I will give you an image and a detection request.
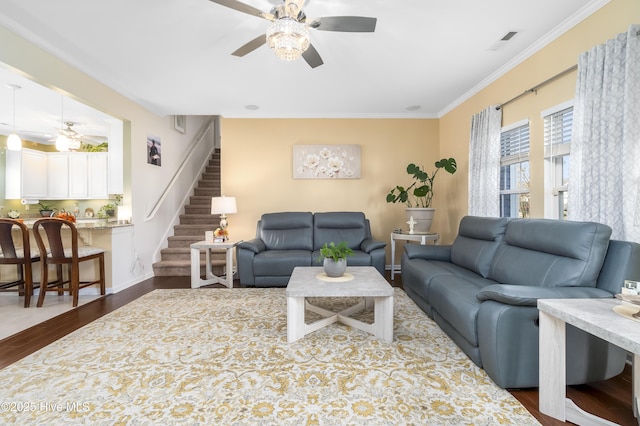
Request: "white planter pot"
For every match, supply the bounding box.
[405,208,435,233]
[323,258,347,277]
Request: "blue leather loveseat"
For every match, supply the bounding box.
[237,212,386,287]
[401,216,640,389]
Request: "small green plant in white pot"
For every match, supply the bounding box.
[318,242,354,277]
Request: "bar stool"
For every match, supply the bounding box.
[0,219,39,308]
[33,218,106,307]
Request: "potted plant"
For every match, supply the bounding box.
[386,158,457,232]
[97,194,123,218]
[318,241,354,277]
[38,202,56,217]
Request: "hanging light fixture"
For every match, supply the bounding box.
[266,18,310,61]
[6,84,22,151]
[55,95,69,152]
[266,1,309,62]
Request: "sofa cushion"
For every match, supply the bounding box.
[450,216,508,278]
[488,219,612,287]
[259,212,313,251]
[429,275,488,346]
[313,212,367,250]
[402,258,498,308]
[253,250,311,276]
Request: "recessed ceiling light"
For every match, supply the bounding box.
[245,105,260,111]
[405,105,421,111]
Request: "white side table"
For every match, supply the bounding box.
[189,240,239,289]
[538,298,640,425]
[390,231,439,280]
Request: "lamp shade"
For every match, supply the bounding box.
[211,196,237,215]
[7,133,22,151]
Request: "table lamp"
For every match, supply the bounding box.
[211,196,237,241]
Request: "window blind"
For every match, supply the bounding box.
[544,107,572,157]
[500,123,530,165]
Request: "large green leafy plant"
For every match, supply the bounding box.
[386,158,457,208]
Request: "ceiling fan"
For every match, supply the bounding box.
[208,0,377,68]
[48,122,107,150]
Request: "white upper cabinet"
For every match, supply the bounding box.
[5,148,109,200]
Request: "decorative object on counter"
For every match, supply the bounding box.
[84,208,94,218]
[211,196,237,241]
[7,209,20,219]
[97,194,123,218]
[55,210,76,223]
[386,158,457,233]
[38,202,56,217]
[318,241,354,278]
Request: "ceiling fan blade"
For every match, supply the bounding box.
[207,0,272,20]
[310,16,377,32]
[231,34,267,57]
[302,44,323,68]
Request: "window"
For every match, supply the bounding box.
[499,120,530,218]
[543,103,573,220]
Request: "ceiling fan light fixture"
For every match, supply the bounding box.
[55,134,69,152]
[266,18,310,61]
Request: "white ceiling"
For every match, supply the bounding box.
[0,0,606,138]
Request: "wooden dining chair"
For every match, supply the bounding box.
[33,218,106,307]
[0,219,39,308]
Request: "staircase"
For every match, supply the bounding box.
[152,150,225,277]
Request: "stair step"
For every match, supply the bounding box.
[205,165,220,174]
[152,259,226,277]
[184,205,212,214]
[179,214,220,225]
[174,224,215,236]
[167,236,203,248]
[194,187,219,197]
[160,247,227,261]
[198,180,218,188]
[190,195,216,205]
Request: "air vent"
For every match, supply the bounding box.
[488,31,519,51]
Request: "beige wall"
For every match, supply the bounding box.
[221,118,440,263]
[437,0,639,243]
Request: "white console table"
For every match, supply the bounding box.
[190,240,239,289]
[538,298,640,425]
[390,231,439,280]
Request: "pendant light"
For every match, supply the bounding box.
[6,84,22,151]
[55,95,69,152]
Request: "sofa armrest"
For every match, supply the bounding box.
[477,284,614,307]
[237,238,266,254]
[404,244,452,261]
[360,238,386,253]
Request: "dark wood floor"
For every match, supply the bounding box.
[0,273,636,425]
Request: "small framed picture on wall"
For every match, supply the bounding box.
[147,135,161,166]
[174,115,186,134]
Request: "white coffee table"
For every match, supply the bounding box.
[286,266,394,343]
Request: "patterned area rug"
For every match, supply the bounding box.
[0,288,540,425]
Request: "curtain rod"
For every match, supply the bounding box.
[496,64,578,110]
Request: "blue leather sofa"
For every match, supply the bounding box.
[401,215,640,389]
[237,212,386,287]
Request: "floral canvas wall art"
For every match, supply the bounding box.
[293,145,361,179]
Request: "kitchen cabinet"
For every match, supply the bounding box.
[5,148,109,200]
[5,149,47,199]
[48,153,70,199]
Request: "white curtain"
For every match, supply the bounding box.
[468,106,502,216]
[569,25,640,242]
